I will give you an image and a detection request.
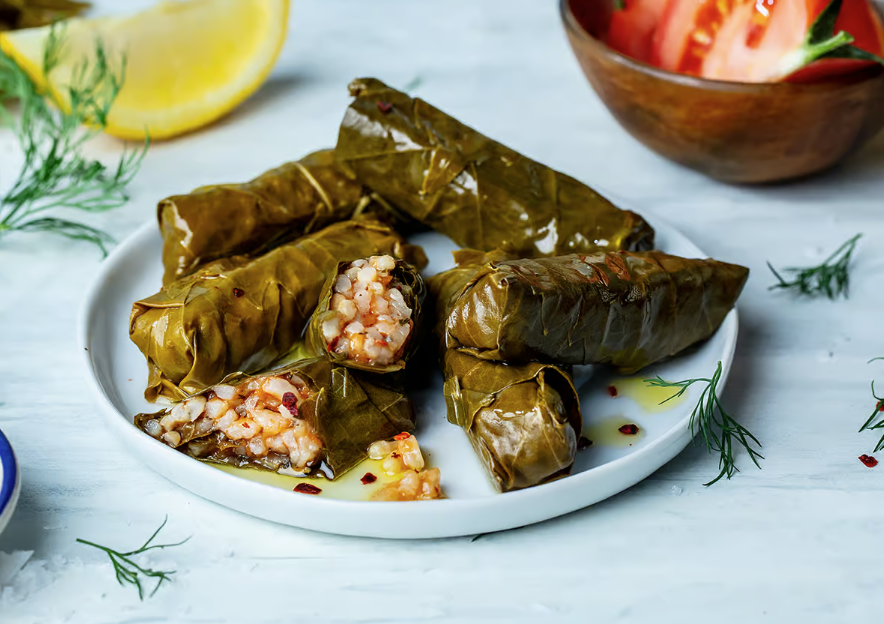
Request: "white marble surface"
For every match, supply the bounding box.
[2,0,884,621]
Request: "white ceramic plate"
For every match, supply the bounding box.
[0,428,21,537]
[79,213,738,539]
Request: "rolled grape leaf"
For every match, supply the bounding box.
[442,251,750,372]
[135,357,415,480]
[0,0,89,30]
[427,249,515,350]
[159,149,378,285]
[306,256,427,373]
[336,77,655,256]
[130,220,425,402]
[442,348,580,492]
[429,253,583,492]
[350,191,430,236]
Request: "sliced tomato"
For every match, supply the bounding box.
[651,0,744,74]
[605,0,669,63]
[786,0,884,81]
[652,0,884,82]
[830,0,884,50]
[700,0,805,81]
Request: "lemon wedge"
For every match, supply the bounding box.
[0,0,290,140]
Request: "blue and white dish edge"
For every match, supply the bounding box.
[0,428,21,537]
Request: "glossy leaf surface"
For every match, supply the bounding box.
[442,251,749,372]
[429,251,582,492]
[336,78,655,257]
[158,149,371,285]
[130,220,423,402]
[442,348,580,492]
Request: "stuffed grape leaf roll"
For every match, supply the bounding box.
[442,348,580,492]
[158,149,370,285]
[441,251,750,372]
[429,251,583,492]
[135,357,416,480]
[336,77,655,257]
[130,220,425,402]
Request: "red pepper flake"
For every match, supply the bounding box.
[607,385,618,397]
[393,432,411,441]
[577,436,593,450]
[282,392,299,415]
[619,424,639,435]
[360,472,377,485]
[294,483,322,495]
[376,100,393,113]
[242,422,251,429]
[859,454,878,468]
[391,452,401,459]
[233,288,244,298]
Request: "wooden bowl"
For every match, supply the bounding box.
[561,0,884,183]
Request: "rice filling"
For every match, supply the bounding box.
[321,255,413,366]
[144,373,323,474]
[367,433,443,501]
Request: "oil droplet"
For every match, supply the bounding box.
[212,458,401,501]
[583,415,646,449]
[611,376,688,413]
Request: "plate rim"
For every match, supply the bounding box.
[78,214,739,538]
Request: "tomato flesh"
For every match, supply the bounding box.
[702,0,807,81]
[652,0,748,74]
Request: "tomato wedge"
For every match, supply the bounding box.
[651,0,743,74]
[605,0,669,63]
[652,0,884,82]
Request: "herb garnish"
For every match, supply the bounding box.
[403,75,422,92]
[76,516,188,600]
[0,26,148,256]
[860,357,884,452]
[767,233,861,300]
[646,361,763,486]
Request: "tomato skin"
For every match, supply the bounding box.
[779,0,884,81]
[786,58,879,82]
[787,0,884,82]
[831,0,884,51]
[605,0,669,63]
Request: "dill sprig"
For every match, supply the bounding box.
[767,233,861,300]
[76,517,189,600]
[0,25,148,256]
[403,75,423,92]
[860,357,884,452]
[868,422,884,453]
[857,381,884,452]
[645,361,763,486]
